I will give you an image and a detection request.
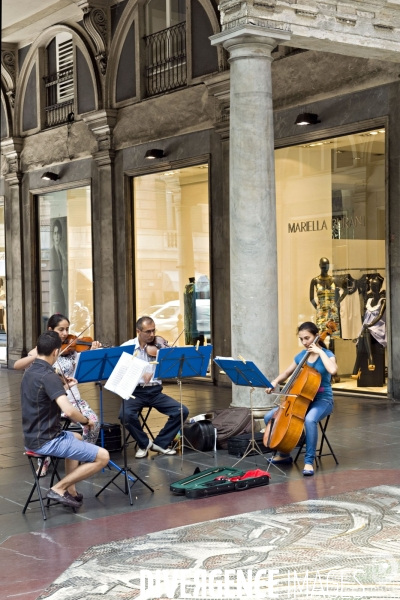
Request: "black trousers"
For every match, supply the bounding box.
[119,384,189,450]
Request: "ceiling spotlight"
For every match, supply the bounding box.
[144,149,165,160]
[41,171,59,181]
[295,112,321,126]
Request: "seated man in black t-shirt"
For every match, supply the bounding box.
[20,331,109,509]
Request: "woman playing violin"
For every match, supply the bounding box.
[264,321,337,476]
[14,314,101,476]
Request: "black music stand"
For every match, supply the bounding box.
[74,347,154,505]
[153,345,213,458]
[213,357,285,474]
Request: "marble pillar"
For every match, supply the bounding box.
[211,26,290,408]
[84,110,119,347]
[4,171,25,364]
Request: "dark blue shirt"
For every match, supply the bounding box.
[20,359,66,450]
[294,348,335,403]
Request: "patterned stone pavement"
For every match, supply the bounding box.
[38,485,400,600]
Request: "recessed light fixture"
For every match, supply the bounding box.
[295,112,320,126]
[144,149,165,160]
[41,172,59,181]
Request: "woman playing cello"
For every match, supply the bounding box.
[264,321,337,476]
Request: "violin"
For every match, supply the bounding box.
[264,320,337,454]
[60,334,94,355]
[145,336,170,358]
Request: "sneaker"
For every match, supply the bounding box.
[151,442,176,455]
[135,441,151,459]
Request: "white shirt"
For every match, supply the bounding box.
[121,337,162,385]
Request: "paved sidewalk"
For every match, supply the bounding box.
[1,366,400,599]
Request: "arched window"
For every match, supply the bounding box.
[44,33,74,127]
[145,0,186,35]
[144,0,187,95]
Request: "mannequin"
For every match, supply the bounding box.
[336,274,361,340]
[309,258,340,338]
[357,272,385,317]
[353,276,386,378]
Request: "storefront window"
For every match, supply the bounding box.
[0,198,6,363]
[38,186,94,336]
[275,129,386,394]
[133,165,210,346]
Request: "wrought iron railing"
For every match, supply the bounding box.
[144,22,187,97]
[43,68,74,128]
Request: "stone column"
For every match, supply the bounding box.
[211,25,290,408]
[2,138,25,364]
[83,110,119,346]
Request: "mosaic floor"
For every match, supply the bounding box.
[38,485,400,600]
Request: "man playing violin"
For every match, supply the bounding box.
[264,321,337,477]
[120,316,189,458]
[15,313,102,477]
[20,331,109,508]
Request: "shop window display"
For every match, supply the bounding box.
[38,186,94,336]
[133,165,210,347]
[275,129,386,394]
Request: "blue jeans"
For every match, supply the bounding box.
[119,384,189,450]
[29,430,99,463]
[264,397,333,465]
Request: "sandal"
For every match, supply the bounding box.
[36,456,51,477]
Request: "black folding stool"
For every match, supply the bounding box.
[293,414,339,468]
[22,452,77,520]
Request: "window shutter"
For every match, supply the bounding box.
[57,38,74,102]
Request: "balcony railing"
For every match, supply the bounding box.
[144,22,187,97]
[43,68,74,128]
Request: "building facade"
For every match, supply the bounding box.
[1,0,400,402]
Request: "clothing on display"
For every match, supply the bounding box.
[360,297,387,348]
[337,275,362,340]
[356,273,385,317]
[315,280,340,338]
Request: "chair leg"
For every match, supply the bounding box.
[23,457,47,520]
[47,457,61,507]
[318,417,339,465]
[140,408,155,441]
[293,442,304,464]
[291,415,338,468]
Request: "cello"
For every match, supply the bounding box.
[264,321,337,454]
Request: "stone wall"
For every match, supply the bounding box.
[272,50,400,109]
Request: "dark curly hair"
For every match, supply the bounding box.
[297,321,327,349]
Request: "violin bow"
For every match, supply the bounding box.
[171,328,186,347]
[54,356,83,415]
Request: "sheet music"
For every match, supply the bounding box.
[104,352,149,399]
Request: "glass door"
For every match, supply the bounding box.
[133,164,211,349]
[38,186,94,336]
